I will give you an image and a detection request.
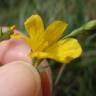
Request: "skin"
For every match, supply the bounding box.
[0,39,52,96]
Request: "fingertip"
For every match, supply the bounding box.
[0,61,41,96]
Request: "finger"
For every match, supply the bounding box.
[0,40,10,63]
[0,61,41,96]
[0,39,31,64]
[2,39,31,64]
[39,60,52,96]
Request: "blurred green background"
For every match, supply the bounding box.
[0,0,96,96]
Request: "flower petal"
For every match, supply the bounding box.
[24,15,44,38]
[31,38,82,63]
[45,21,68,46]
[24,15,45,51]
[11,33,30,46]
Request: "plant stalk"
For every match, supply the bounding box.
[54,64,66,86]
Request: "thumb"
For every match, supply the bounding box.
[0,61,41,96]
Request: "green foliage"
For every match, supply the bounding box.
[0,0,96,96]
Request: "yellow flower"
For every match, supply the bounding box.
[11,15,82,63]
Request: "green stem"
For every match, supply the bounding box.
[63,20,96,39]
[33,58,42,68]
[63,27,83,39]
[54,64,66,86]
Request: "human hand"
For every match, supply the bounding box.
[0,39,52,96]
